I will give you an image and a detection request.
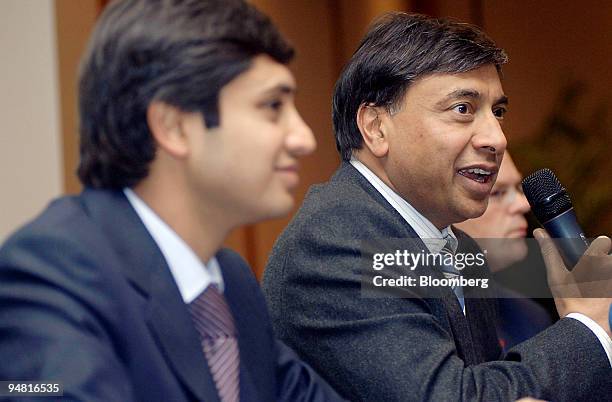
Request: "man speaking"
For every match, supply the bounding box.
[262,12,612,402]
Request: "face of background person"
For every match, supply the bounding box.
[380,64,508,229]
[181,54,316,226]
[455,151,531,271]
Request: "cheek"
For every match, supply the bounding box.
[488,209,515,235]
[471,209,504,237]
[241,141,285,187]
[226,122,284,160]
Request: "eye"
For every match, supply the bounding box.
[265,99,283,111]
[452,103,471,114]
[258,98,285,122]
[490,189,506,198]
[493,106,507,120]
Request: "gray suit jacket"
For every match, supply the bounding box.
[262,163,612,402]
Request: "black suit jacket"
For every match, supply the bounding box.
[262,162,612,402]
[0,189,344,402]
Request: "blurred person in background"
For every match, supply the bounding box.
[455,151,553,350]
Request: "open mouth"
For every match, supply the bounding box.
[457,167,494,183]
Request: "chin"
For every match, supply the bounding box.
[507,238,528,260]
[456,201,488,221]
[260,197,295,221]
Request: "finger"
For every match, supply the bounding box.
[585,236,612,257]
[533,228,567,274]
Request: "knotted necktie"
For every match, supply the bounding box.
[188,286,240,402]
[439,235,465,312]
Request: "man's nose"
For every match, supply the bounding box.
[286,109,316,157]
[472,114,507,158]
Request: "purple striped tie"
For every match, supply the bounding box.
[188,286,240,402]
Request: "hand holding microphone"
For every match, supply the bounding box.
[534,229,612,336]
[524,168,612,336]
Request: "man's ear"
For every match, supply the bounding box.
[356,103,389,158]
[147,101,189,158]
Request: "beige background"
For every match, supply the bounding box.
[0,0,62,243]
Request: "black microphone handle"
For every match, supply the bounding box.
[542,208,589,269]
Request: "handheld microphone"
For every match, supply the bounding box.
[521,168,589,269]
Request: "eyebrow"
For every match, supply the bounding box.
[260,83,296,97]
[495,95,509,106]
[436,89,509,107]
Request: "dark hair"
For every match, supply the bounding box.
[77,0,294,189]
[332,12,508,161]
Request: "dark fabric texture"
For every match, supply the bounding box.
[0,189,346,402]
[262,162,612,402]
[496,288,553,351]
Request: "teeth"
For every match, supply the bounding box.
[464,168,491,175]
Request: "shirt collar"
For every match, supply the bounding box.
[123,188,224,303]
[349,157,457,253]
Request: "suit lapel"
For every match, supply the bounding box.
[81,189,220,402]
[456,231,502,363]
[339,165,489,363]
[341,163,464,296]
[145,269,221,402]
[335,162,427,238]
[426,239,475,364]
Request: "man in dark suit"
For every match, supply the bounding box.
[0,1,345,401]
[262,12,612,402]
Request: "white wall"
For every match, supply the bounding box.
[0,0,62,243]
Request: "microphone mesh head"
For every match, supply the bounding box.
[522,168,573,223]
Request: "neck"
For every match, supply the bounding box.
[353,150,397,192]
[132,174,233,263]
[354,152,450,231]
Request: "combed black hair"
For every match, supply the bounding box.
[332,12,508,161]
[78,0,294,188]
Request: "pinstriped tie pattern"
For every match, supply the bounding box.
[439,237,465,311]
[188,286,240,402]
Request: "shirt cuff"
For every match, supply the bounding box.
[566,313,612,367]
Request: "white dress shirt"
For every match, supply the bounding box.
[350,158,456,254]
[124,188,224,303]
[350,158,612,365]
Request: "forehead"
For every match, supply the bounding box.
[404,64,505,104]
[221,54,296,99]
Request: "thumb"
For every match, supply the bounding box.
[584,236,611,257]
[533,228,567,274]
